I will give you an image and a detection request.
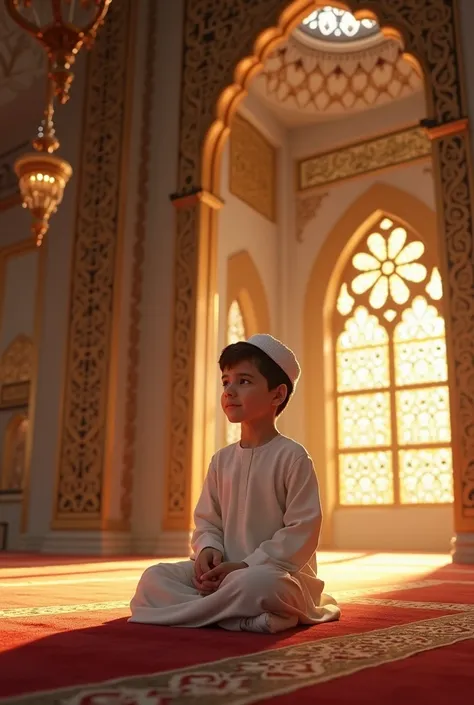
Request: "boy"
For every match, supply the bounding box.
[129,334,340,633]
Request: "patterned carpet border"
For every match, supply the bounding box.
[2,579,467,619]
[1,611,473,705]
[0,602,129,619]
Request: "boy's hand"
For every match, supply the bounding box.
[194,547,223,581]
[201,561,247,584]
[193,561,247,597]
[192,575,219,596]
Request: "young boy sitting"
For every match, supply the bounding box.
[129,334,340,633]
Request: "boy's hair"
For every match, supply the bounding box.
[219,341,294,416]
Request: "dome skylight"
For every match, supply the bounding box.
[300,6,379,42]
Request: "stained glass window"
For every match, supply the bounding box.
[334,216,453,506]
[226,300,246,445]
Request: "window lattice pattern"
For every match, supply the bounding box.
[337,307,389,392]
[396,387,451,446]
[226,300,246,445]
[394,338,448,387]
[394,297,448,387]
[398,448,453,504]
[335,216,453,506]
[337,346,390,392]
[339,451,393,505]
[338,393,391,448]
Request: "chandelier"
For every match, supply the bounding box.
[6,0,113,245]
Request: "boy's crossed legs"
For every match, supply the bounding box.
[130,560,320,633]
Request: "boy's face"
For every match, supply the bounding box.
[221,360,286,423]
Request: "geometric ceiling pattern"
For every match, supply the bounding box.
[251,35,423,118]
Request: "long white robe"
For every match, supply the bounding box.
[129,434,340,629]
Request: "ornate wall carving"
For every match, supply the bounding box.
[252,34,422,117]
[121,1,157,527]
[0,334,33,385]
[0,335,33,410]
[432,128,474,519]
[298,125,431,191]
[169,0,473,529]
[229,114,276,221]
[54,0,133,523]
[296,190,329,241]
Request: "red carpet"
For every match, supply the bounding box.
[0,554,473,704]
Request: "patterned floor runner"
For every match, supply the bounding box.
[0,553,473,704]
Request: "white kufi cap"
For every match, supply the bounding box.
[246,334,301,386]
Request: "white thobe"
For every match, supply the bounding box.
[129,435,340,629]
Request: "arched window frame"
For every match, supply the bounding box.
[304,183,458,546]
[333,214,452,507]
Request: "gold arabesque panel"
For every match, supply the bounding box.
[229,114,277,222]
[298,125,431,191]
[0,335,33,387]
[167,0,474,532]
[54,0,134,525]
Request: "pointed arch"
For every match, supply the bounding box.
[201,2,418,195]
[227,250,271,336]
[303,182,440,546]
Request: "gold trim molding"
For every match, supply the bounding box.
[423,117,469,141]
[167,0,474,534]
[298,125,431,192]
[53,0,135,529]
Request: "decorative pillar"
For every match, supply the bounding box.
[426,118,474,563]
[50,0,137,538]
[160,189,223,550]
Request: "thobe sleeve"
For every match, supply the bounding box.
[190,458,225,558]
[243,454,321,573]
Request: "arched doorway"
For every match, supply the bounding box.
[164,1,473,561]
